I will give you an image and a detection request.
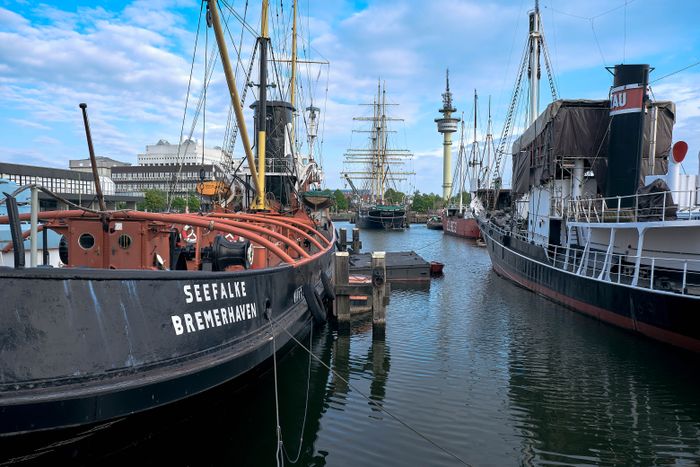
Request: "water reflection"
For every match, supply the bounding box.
[6,224,700,466]
[502,275,700,465]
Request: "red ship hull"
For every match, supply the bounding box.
[442,216,481,239]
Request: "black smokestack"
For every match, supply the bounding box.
[605,64,650,204]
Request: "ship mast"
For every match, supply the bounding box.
[254,0,270,209]
[207,0,261,203]
[489,0,557,202]
[468,89,480,195]
[290,0,298,154]
[529,0,541,125]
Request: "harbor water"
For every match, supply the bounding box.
[4,222,700,466]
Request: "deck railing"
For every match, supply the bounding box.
[544,244,700,296]
[567,190,699,224]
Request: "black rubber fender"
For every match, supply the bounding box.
[320,271,335,301]
[303,283,327,324]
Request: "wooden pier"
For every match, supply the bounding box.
[331,228,436,339]
[336,227,431,281]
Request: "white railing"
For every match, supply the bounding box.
[567,190,699,224]
[544,244,700,296]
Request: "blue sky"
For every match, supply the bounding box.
[1,0,699,194]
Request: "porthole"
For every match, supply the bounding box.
[78,233,95,250]
[118,234,132,250]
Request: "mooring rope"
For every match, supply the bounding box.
[267,316,472,466]
[266,308,284,467]
[282,323,313,464]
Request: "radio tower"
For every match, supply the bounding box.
[435,69,460,201]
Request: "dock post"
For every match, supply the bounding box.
[339,228,347,252]
[334,251,351,334]
[371,251,386,340]
[351,228,361,253]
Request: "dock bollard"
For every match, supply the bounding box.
[339,228,347,252]
[334,251,351,334]
[351,228,361,253]
[371,251,386,340]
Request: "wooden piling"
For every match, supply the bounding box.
[339,228,347,252]
[334,251,351,334]
[351,228,361,253]
[371,251,386,340]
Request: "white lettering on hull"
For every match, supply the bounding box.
[182,281,247,304]
[171,302,258,335]
[174,280,255,335]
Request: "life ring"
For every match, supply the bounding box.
[182,225,197,243]
[303,283,327,324]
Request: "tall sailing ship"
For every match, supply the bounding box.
[0,0,336,436]
[342,82,414,230]
[478,2,700,352]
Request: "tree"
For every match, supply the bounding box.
[137,189,167,212]
[384,188,405,204]
[333,189,348,211]
[187,193,201,212]
[449,191,471,206]
[171,197,187,212]
[410,191,442,213]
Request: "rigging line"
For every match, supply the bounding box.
[282,322,314,464]
[267,316,472,467]
[592,0,637,20]
[590,19,607,67]
[167,2,204,209]
[170,43,219,200]
[220,0,249,163]
[218,0,259,37]
[265,310,284,467]
[543,0,637,21]
[495,0,525,119]
[651,60,700,83]
[318,64,330,174]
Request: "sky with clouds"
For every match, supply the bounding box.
[1,0,699,194]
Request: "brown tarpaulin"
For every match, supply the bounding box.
[511,99,675,194]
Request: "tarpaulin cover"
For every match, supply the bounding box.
[511,100,675,194]
[636,178,677,221]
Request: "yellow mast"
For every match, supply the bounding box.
[207,0,261,200]
[254,0,270,209]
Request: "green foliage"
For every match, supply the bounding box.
[449,191,471,206]
[333,189,348,211]
[137,189,167,212]
[187,193,201,212]
[384,188,405,204]
[410,191,442,212]
[170,197,186,213]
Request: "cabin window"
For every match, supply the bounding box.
[78,233,95,250]
[118,234,132,250]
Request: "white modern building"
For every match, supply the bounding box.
[138,139,226,167]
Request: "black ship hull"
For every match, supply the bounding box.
[479,219,700,352]
[356,207,406,230]
[0,246,334,436]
